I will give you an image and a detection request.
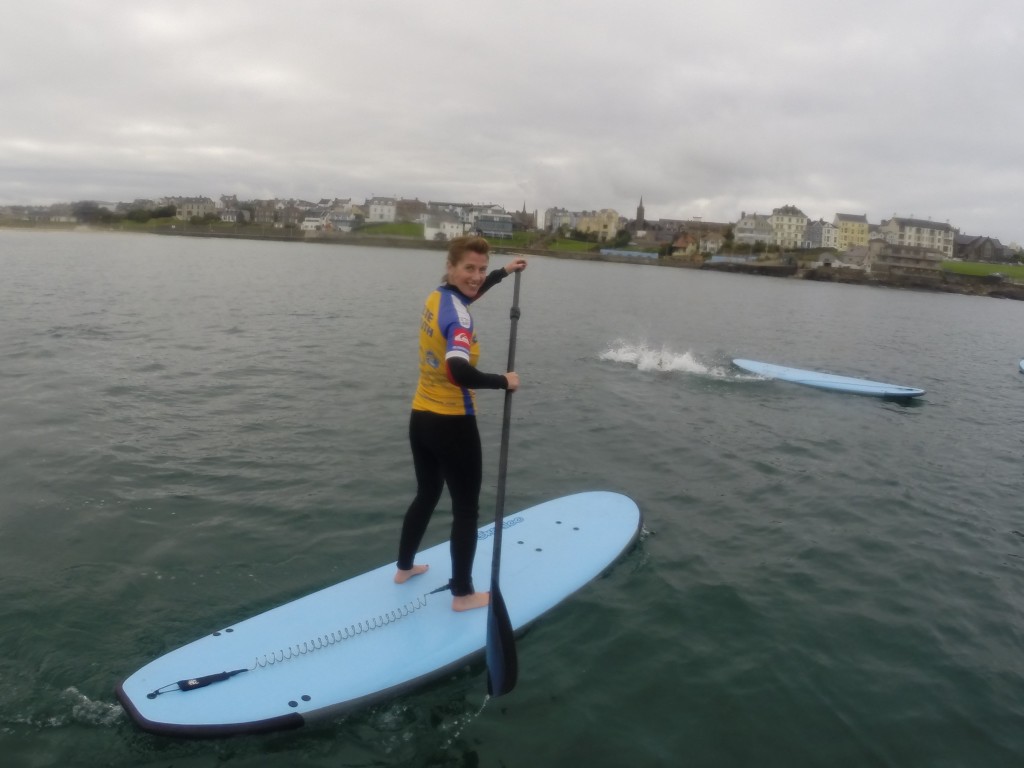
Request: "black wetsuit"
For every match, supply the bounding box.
[397,269,509,596]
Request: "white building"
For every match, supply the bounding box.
[367,197,397,223]
[427,201,474,222]
[733,211,774,246]
[173,197,217,221]
[300,209,330,232]
[467,204,507,225]
[328,212,359,232]
[544,207,577,231]
[424,214,470,242]
[769,205,809,249]
[879,216,955,259]
[219,209,250,224]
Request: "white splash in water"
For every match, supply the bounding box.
[599,342,734,377]
[63,688,124,728]
[441,695,490,748]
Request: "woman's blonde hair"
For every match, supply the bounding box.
[447,235,490,267]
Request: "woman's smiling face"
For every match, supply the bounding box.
[446,251,489,297]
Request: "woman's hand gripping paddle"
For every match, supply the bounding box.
[485,269,521,697]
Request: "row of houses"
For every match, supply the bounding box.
[732,208,961,257]
[734,206,1019,263]
[159,195,539,240]
[544,207,623,241]
[6,193,1018,264]
[541,200,1019,264]
[1,194,540,243]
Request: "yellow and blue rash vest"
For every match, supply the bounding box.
[412,285,481,415]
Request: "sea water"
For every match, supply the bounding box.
[2,230,1023,767]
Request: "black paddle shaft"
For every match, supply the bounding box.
[490,269,521,583]
[486,269,521,697]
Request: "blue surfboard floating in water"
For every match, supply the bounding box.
[116,491,641,737]
[733,359,925,398]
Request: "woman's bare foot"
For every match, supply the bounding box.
[451,592,490,612]
[394,564,429,583]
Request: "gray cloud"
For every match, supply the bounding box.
[3,0,1022,243]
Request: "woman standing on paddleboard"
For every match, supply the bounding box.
[395,236,526,611]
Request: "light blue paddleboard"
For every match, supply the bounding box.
[117,491,641,737]
[733,359,925,398]
[1019,359,1024,374]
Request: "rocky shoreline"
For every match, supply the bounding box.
[494,243,1024,301]
[798,264,1024,300]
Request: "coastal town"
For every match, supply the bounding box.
[4,194,1023,299]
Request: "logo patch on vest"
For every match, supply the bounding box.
[454,298,471,328]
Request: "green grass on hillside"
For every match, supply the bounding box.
[486,231,536,248]
[360,222,424,237]
[942,261,1024,279]
[546,238,599,252]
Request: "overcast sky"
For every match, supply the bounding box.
[3,1,1022,243]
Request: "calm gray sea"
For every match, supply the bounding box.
[1,229,1023,767]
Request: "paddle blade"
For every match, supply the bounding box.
[485,586,518,697]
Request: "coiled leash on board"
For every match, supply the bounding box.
[145,589,438,699]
